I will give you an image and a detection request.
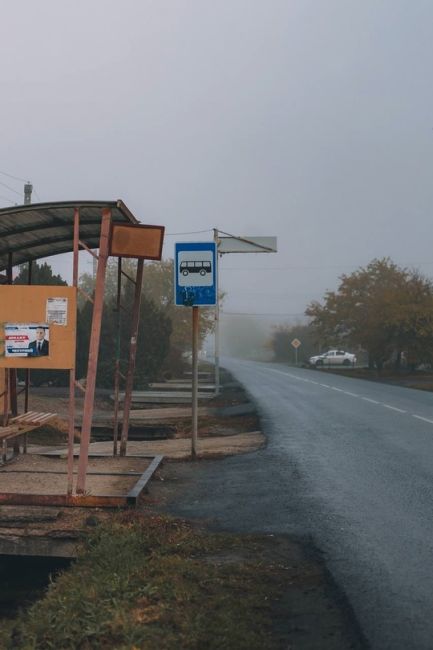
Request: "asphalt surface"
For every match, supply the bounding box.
[165,359,433,650]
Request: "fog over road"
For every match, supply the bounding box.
[170,359,433,649]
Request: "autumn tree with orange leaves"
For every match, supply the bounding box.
[306,259,433,370]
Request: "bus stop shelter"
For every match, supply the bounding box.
[0,200,164,504]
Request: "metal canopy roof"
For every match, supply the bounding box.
[0,200,139,272]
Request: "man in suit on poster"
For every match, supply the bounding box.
[28,326,49,356]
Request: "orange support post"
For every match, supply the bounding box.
[120,259,144,457]
[76,208,111,494]
[67,207,80,495]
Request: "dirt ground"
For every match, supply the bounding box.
[0,455,152,496]
[143,462,366,650]
[1,372,367,648]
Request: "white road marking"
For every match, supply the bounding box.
[383,404,406,413]
[413,415,433,425]
[263,368,433,425]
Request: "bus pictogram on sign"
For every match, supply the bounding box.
[180,260,212,277]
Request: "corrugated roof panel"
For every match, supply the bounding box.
[0,200,138,272]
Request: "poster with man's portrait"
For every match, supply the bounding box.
[4,323,50,358]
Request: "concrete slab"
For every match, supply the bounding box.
[148,382,216,392]
[53,432,265,461]
[112,391,214,405]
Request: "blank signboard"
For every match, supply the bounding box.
[110,224,165,260]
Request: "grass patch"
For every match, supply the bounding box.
[1,512,287,649]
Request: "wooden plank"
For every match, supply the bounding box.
[11,412,36,422]
[0,507,61,525]
[12,411,56,424]
[0,427,24,441]
[3,469,143,476]
[10,412,57,426]
[0,426,19,436]
[31,413,57,424]
[0,419,57,441]
[11,411,38,422]
[0,492,128,508]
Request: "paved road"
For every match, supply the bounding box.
[168,359,433,649]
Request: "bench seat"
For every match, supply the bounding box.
[0,412,58,461]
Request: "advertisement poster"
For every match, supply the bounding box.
[4,323,50,358]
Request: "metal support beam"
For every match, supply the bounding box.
[24,261,33,414]
[78,239,99,259]
[67,207,80,495]
[3,369,9,427]
[73,209,80,288]
[76,208,111,493]
[120,259,144,457]
[113,257,122,456]
[191,306,199,459]
[67,369,75,495]
[77,286,94,304]
[120,269,136,284]
[6,254,18,421]
[213,229,220,395]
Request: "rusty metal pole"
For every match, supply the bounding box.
[67,368,75,495]
[113,257,122,456]
[72,208,80,288]
[76,208,111,494]
[213,229,220,395]
[119,259,144,457]
[2,370,8,428]
[24,260,33,414]
[6,254,18,421]
[191,306,199,460]
[67,207,80,495]
[7,254,19,456]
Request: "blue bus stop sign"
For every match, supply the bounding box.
[175,242,217,306]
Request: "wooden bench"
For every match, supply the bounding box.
[0,411,57,462]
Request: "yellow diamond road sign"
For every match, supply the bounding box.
[291,338,301,349]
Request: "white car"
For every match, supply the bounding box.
[309,349,356,367]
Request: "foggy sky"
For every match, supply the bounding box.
[2,0,433,331]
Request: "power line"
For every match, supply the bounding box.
[165,229,212,236]
[0,194,16,205]
[220,261,433,272]
[0,169,28,183]
[0,180,23,198]
[221,310,305,317]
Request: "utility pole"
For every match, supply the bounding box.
[212,230,277,395]
[213,228,220,395]
[24,182,33,205]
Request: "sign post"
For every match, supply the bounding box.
[291,338,301,365]
[175,242,217,458]
[213,231,277,393]
[191,306,199,458]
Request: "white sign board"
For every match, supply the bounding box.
[291,338,301,349]
[46,297,68,326]
[218,236,277,254]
